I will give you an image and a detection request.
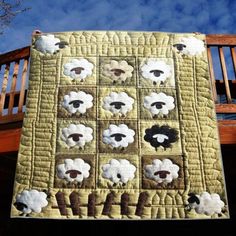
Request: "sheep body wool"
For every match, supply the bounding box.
[11,31,228,219]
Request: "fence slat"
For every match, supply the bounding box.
[102,192,115,216]
[218,46,232,103]
[0,63,10,116]
[121,193,129,215]
[230,47,236,79]
[18,58,28,113]
[69,191,80,216]
[135,192,148,216]
[55,191,67,216]
[8,60,19,115]
[87,192,96,217]
[207,47,218,103]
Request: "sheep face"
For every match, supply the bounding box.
[34,34,68,54]
[102,60,134,83]
[173,37,205,56]
[140,59,172,85]
[145,159,179,184]
[61,124,93,148]
[57,158,90,183]
[15,190,48,214]
[103,124,135,148]
[144,125,179,151]
[102,92,134,116]
[144,92,175,117]
[102,159,136,185]
[63,59,94,81]
[187,192,225,216]
[62,91,93,115]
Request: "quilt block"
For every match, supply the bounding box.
[11,31,229,219]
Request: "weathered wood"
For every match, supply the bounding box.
[18,58,28,113]
[218,47,232,103]
[206,34,236,46]
[0,128,21,153]
[8,60,19,115]
[0,46,30,65]
[0,113,24,125]
[216,104,236,113]
[0,63,10,115]
[230,47,236,78]
[218,120,236,144]
[207,47,218,103]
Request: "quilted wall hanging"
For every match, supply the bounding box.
[11,31,229,219]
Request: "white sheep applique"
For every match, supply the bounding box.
[144,92,175,118]
[102,60,134,84]
[62,91,93,115]
[61,124,93,149]
[103,124,135,149]
[186,192,225,216]
[57,158,90,186]
[34,34,68,54]
[14,189,48,216]
[63,58,94,82]
[145,159,179,186]
[173,36,205,56]
[102,159,136,186]
[140,59,172,86]
[102,92,134,117]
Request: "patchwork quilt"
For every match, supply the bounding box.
[11,31,229,219]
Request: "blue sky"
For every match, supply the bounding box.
[1,0,236,53]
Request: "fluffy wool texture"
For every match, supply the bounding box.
[34,34,61,54]
[103,124,135,148]
[144,92,175,116]
[62,91,93,114]
[102,60,134,83]
[144,125,179,150]
[145,159,179,183]
[140,59,172,84]
[188,192,225,216]
[102,159,136,184]
[102,92,134,116]
[63,59,94,81]
[61,124,93,148]
[15,190,48,214]
[57,158,90,183]
[173,37,205,56]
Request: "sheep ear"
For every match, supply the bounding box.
[195,198,200,205]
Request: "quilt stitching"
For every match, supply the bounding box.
[11,31,229,219]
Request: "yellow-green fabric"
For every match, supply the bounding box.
[11,31,229,219]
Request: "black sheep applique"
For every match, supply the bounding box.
[144,125,179,151]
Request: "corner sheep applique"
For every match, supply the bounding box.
[14,190,48,216]
[34,34,68,54]
[173,36,205,56]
